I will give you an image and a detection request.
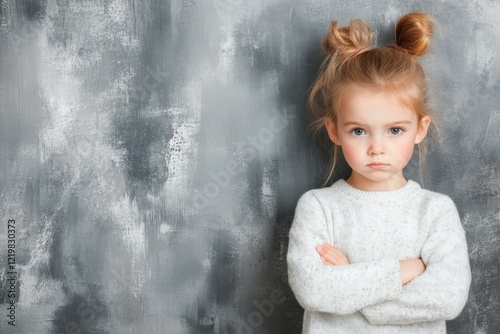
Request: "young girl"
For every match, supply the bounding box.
[287,13,472,333]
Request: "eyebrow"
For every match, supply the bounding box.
[342,120,412,127]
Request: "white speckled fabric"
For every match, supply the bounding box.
[287,179,471,333]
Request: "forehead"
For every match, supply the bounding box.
[338,89,417,125]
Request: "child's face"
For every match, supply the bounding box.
[325,89,431,190]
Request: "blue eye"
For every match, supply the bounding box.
[390,128,404,135]
[351,128,364,136]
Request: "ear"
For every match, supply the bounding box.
[414,115,431,144]
[325,118,341,146]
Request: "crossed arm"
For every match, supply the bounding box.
[317,243,427,286]
[287,191,471,325]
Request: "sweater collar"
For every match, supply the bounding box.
[332,178,421,205]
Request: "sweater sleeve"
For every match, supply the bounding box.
[287,190,403,315]
[360,195,472,325]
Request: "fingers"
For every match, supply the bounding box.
[316,243,350,265]
[316,245,340,265]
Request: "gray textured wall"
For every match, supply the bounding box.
[0,0,499,333]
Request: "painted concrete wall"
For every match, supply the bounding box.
[0,0,498,333]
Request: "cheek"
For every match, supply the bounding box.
[396,141,416,163]
[341,142,363,165]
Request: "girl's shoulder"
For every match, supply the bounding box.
[418,188,459,214]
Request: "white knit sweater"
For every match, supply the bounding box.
[287,178,471,333]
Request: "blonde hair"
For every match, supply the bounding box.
[307,12,442,187]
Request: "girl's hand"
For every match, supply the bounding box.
[399,258,427,285]
[316,243,350,265]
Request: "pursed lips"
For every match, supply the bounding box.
[367,162,389,169]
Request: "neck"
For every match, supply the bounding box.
[346,173,408,191]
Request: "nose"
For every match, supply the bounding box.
[368,136,384,155]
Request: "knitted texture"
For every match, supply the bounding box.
[287,179,471,333]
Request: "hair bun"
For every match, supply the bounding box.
[322,18,373,56]
[395,12,435,56]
